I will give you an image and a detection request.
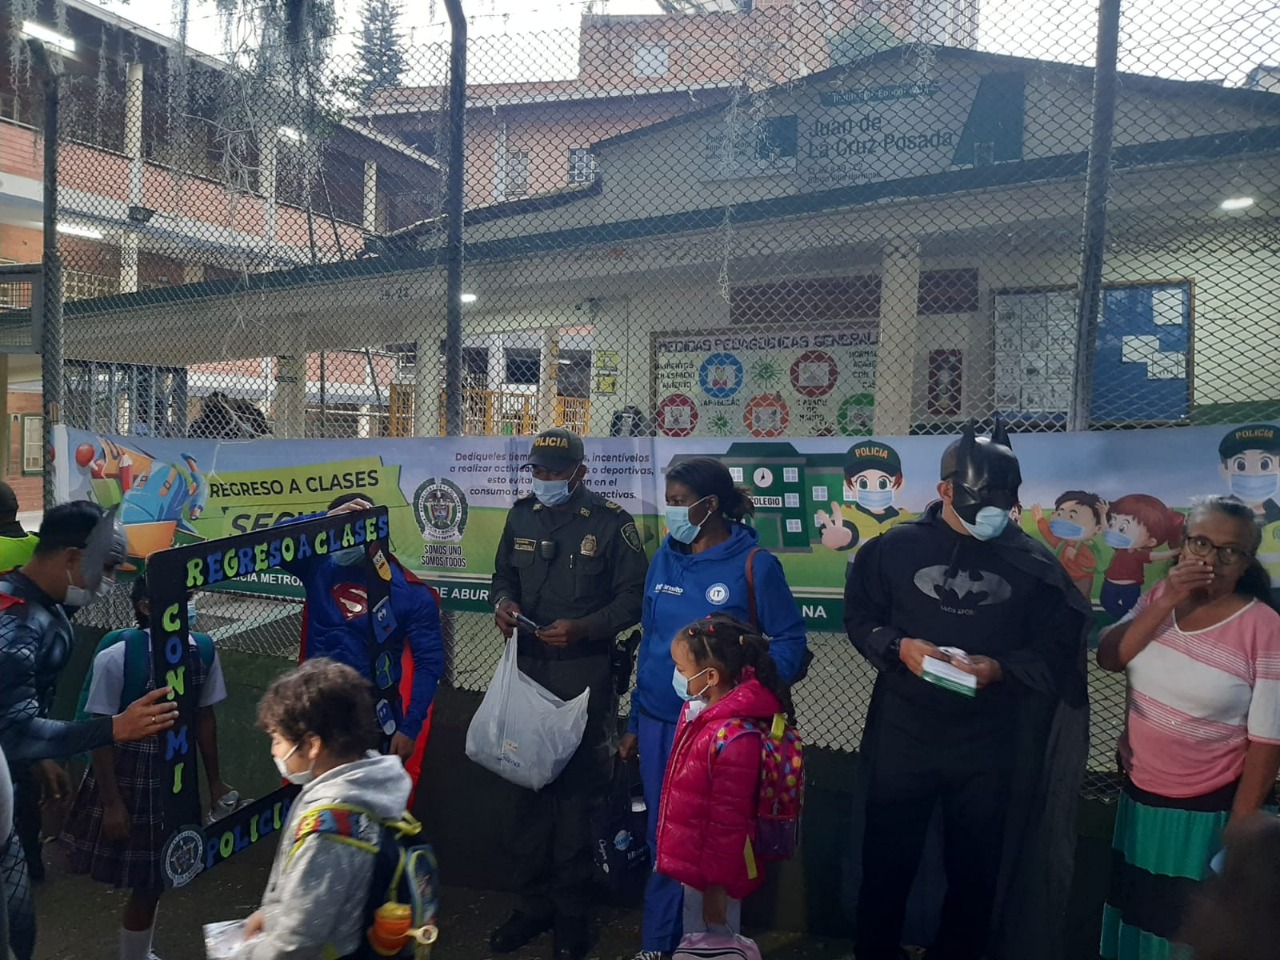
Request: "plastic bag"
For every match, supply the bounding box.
[465,634,589,791]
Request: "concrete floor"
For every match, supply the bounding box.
[30,837,846,960]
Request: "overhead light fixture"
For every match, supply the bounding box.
[127,205,155,223]
[57,223,103,239]
[1220,196,1255,211]
[460,293,477,303]
[20,20,76,55]
[277,126,307,143]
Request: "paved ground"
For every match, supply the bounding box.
[30,837,849,960]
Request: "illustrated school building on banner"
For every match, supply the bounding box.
[67,45,1280,439]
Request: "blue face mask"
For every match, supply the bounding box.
[672,666,711,702]
[332,546,365,566]
[1049,518,1086,540]
[959,506,1010,541]
[1104,529,1134,550]
[664,497,708,545]
[1229,472,1280,504]
[532,478,574,507]
[856,488,894,511]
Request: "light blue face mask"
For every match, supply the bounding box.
[959,506,1010,541]
[1103,529,1134,550]
[532,477,574,507]
[1229,472,1280,504]
[672,665,711,702]
[1049,518,1086,540]
[856,488,894,511]
[332,546,365,566]
[664,497,709,545]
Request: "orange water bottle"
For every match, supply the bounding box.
[368,902,413,956]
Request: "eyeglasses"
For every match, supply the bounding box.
[1183,535,1253,567]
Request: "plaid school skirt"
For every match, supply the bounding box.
[60,655,208,892]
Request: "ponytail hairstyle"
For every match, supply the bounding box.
[678,613,796,724]
[1185,495,1275,610]
[666,457,755,522]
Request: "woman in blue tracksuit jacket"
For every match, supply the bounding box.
[621,457,808,960]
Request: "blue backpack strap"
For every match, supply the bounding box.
[191,631,216,668]
[134,631,215,709]
[74,629,142,722]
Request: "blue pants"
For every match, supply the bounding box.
[1100,580,1142,621]
[639,713,684,953]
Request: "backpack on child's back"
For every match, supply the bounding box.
[713,713,805,862]
[74,627,215,721]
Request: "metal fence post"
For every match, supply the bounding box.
[442,0,467,438]
[1070,0,1122,433]
[32,41,64,509]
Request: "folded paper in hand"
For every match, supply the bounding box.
[921,655,978,697]
[204,920,262,959]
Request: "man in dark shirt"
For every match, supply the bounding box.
[844,423,1089,960]
[488,428,648,960]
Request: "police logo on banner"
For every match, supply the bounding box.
[161,827,205,888]
[413,478,469,542]
[706,582,730,605]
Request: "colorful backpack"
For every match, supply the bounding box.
[295,804,440,959]
[714,713,805,862]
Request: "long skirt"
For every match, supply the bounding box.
[1099,779,1233,960]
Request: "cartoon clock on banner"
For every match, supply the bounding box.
[658,393,699,437]
[744,394,790,438]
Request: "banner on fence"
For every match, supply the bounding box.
[58,423,1280,630]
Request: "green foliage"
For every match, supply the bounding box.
[354,0,407,102]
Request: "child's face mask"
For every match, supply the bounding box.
[672,666,711,702]
[274,742,316,785]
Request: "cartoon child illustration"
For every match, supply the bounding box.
[1218,423,1280,594]
[815,440,912,561]
[1031,490,1107,598]
[1099,493,1183,619]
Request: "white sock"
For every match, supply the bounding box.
[120,925,154,960]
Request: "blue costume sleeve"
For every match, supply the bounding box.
[0,618,114,761]
[398,575,445,740]
[752,552,808,684]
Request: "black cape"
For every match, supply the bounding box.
[844,504,1092,960]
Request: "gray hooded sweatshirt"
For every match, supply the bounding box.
[244,753,412,960]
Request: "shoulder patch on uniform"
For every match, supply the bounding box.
[294,806,358,844]
[621,522,643,553]
[604,500,623,512]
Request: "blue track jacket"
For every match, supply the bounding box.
[629,523,807,732]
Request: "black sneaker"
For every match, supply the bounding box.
[553,918,591,960]
[490,911,554,954]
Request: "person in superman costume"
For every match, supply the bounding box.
[280,494,445,797]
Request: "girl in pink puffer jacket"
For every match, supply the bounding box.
[656,614,796,937]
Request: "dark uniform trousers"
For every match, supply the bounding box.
[508,649,614,923]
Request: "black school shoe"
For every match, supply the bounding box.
[490,910,555,954]
[553,917,591,960]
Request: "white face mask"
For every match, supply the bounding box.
[65,569,113,609]
[273,742,316,786]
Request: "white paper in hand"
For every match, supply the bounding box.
[204,920,261,959]
[921,655,978,697]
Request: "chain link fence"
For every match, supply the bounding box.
[4,0,1279,801]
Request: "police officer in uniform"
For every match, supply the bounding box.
[489,428,648,960]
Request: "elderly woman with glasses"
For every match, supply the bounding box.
[1097,495,1280,960]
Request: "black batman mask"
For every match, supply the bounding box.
[939,420,1021,524]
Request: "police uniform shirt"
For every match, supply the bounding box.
[491,486,647,652]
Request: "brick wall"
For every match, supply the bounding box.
[4,390,45,512]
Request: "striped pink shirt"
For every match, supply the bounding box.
[1115,580,1280,798]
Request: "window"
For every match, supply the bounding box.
[568,148,597,185]
[463,347,489,390]
[505,348,541,386]
[22,415,43,475]
[556,350,592,399]
[633,44,670,78]
[500,149,529,200]
[918,269,981,315]
[704,115,799,180]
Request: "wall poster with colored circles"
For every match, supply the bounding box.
[651,326,878,438]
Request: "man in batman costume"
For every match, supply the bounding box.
[844,421,1090,960]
